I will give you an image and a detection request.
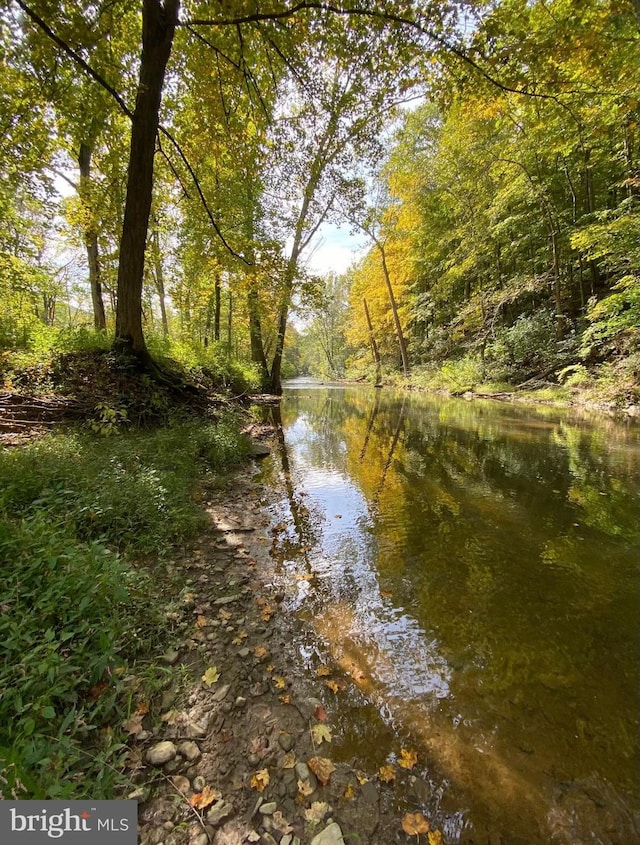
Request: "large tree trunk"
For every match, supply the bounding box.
[114,0,179,356]
[247,277,270,389]
[78,142,107,331]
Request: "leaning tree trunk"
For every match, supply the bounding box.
[114,0,179,356]
[376,240,410,377]
[78,142,107,330]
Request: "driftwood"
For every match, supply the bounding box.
[0,391,92,426]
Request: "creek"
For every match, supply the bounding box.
[258,381,639,844]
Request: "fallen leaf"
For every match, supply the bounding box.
[279,694,292,704]
[428,831,443,845]
[219,609,232,622]
[398,748,418,769]
[379,764,396,783]
[246,832,260,843]
[304,802,329,824]
[308,756,336,786]
[202,666,220,686]
[401,812,430,837]
[271,811,293,835]
[310,723,332,745]
[134,703,149,716]
[281,751,296,769]
[254,645,269,659]
[249,737,269,758]
[121,714,144,736]
[381,589,393,598]
[189,784,220,810]
[314,705,327,722]
[297,778,314,796]
[316,666,332,677]
[195,615,207,628]
[261,606,274,622]
[325,679,347,694]
[250,769,270,792]
[355,770,369,785]
[343,782,356,800]
[266,664,275,673]
[274,676,287,689]
[89,681,108,700]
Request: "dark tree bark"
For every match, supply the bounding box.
[114,0,179,356]
[78,142,107,331]
[363,296,382,386]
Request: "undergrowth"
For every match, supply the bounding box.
[0,417,250,799]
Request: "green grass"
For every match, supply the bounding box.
[0,417,250,799]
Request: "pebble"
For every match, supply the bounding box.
[206,800,233,827]
[260,834,278,845]
[310,823,345,845]
[146,741,177,766]
[235,696,247,708]
[178,741,201,763]
[171,775,191,794]
[161,650,180,666]
[294,762,310,782]
[258,802,277,816]
[185,721,207,738]
[278,733,294,752]
[192,776,206,792]
[238,648,250,659]
[212,684,230,702]
[361,780,379,804]
[127,787,149,802]
[190,834,208,845]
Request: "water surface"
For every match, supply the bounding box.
[261,384,639,844]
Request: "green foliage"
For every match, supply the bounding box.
[581,275,640,353]
[0,418,250,798]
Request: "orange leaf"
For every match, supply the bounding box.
[316,665,332,677]
[325,678,347,694]
[343,782,356,800]
[250,769,270,792]
[398,748,418,769]
[189,784,220,810]
[401,812,430,837]
[379,764,396,783]
[308,756,336,786]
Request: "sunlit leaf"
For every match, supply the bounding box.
[343,782,356,800]
[401,811,430,836]
[308,756,336,785]
[428,830,443,845]
[250,769,270,792]
[189,784,220,810]
[398,748,418,769]
[297,778,314,796]
[202,666,220,686]
[304,801,329,823]
[310,723,332,745]
[379,764,396,783]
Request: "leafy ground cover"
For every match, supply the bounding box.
[0,417,250,799]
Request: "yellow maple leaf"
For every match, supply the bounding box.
[310,723,332,745]
[281,752,296,769]
[398,748,418,769]
[379,764,396,783]
[401,811,430,837]
[195,615,207,628]
[201,666,220,686]
[279,694,292,704]
[250,769,270,792]
[355,770,369,785]
[254,645,269,659]
[316,665,332,677]
[343,782,356,800]
[428,830,443,845]
[274,677,287,689]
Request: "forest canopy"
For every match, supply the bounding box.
[1,0,638,400]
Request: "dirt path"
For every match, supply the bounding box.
[132,460,416,845]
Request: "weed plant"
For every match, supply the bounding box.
[0,417,250,798]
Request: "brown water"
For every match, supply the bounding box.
[259,383,640,844]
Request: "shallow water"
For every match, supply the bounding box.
[260,383,640,844]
